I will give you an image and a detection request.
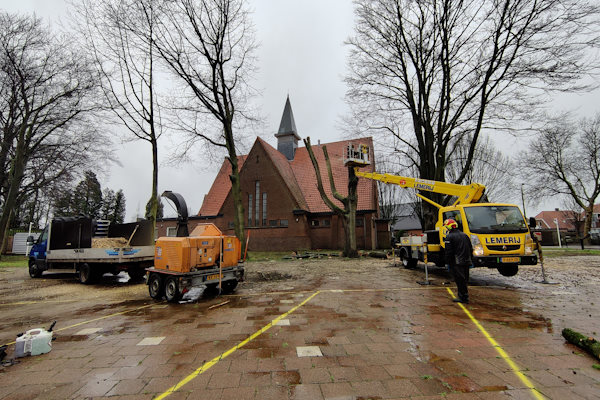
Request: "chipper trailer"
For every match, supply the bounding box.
[145,191,245,302]
[346,144,538,277]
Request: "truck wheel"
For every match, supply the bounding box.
[148,273,164,299]
[128,269,146,282]
[79,263,95,284]
[204,283,220,296]
[164,276,182,303]
[28,260,43,278]
[222,280,238,294]
[400,249,417,269]
[497,264,518,277]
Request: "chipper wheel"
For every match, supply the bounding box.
[148,273,165,300]
[400,249,418,269]
[164,276,182,303]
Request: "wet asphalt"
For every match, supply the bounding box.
[0,258,599,400]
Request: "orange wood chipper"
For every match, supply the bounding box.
[145,191,244,302]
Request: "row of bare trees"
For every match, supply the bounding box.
[2,0,600,256]
[74,0,256,244]
[0,0,256,255]
[0,13,107,255]
[345,0,600,231]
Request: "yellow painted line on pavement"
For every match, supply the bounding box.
[2,302,158,347]
[155,291,321,400]
[0,299,79,306]
[446,287,546,400]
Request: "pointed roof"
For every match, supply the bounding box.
[198,155,247,216]
[275,96,300,140]
[198,136,377,216]
[256,137,308,210]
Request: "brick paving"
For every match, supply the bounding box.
[1,265,600,399]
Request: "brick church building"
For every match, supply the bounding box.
[158,97,384,251]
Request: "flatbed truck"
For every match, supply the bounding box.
[28,216,155,283]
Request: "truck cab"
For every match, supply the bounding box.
[28,225,49,278]
[437,203,537,276]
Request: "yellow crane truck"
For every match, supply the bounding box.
[346,145,537,276]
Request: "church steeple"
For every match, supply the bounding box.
[275,96,300,160]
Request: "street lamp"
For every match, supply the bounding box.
[521,183,527,220]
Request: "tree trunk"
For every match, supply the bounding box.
[341,215,358,258]
[562,328,600,360]
[224,121,246,253]
[148,137,159,237]
[343,166,358,257]
[0,141,27,257]
[584,204,593,246]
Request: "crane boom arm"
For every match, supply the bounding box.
[354,169,486,207]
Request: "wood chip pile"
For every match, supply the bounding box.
[92,237,128,248]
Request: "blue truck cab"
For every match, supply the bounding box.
[28,225,49,278]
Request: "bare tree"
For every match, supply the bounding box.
[375,156,412,224]
[0,13,104,255]
[520,113,600,244]
[346,0,600,228]
[445,136,516,203]
[74,0,164,232]
[304,137,359,258]
[151,0,257,247]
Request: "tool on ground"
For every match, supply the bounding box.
[14,321,55,358]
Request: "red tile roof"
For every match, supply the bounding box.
[534,210,578,231]
[198,155,247,216]
[198,137,377,215]
[291,137,377,213]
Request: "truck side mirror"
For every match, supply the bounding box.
[529,217,537,228]
[26,235,34,244]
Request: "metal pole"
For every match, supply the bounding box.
[521,184,527,220]
[554,218,562,247]
[26,222,33,256]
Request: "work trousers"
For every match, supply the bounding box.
[450,263,470,301]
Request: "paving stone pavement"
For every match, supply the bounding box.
[0,264,599,399]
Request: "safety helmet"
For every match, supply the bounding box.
[443,218,458,230]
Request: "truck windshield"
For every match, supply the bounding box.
[464,206,528,234]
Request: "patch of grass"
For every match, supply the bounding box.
[0,255,28,268]
[245,251,295,262]
[592,364,600,370]
[543,249,600,258]
[421,375,433,380]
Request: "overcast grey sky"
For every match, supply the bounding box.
[0,0,355,220]
[1,0,598,220]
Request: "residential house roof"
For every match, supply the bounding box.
[534,210,578,231]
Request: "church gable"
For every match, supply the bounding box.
[218,138,305,227]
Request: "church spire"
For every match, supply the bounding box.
[275,96,300,160]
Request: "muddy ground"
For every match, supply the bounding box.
[0,254,599,399]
